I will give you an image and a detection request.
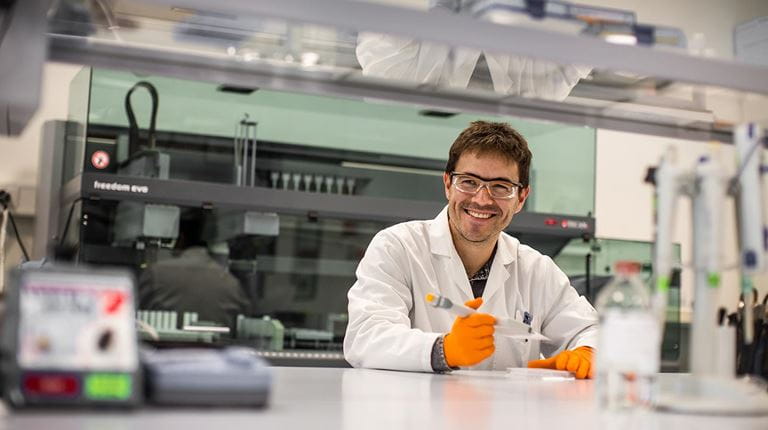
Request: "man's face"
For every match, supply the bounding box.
[443,151,530,247]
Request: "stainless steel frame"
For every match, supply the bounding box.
[157,0,768,94]
[48,34,732,143]
[32,121,69,259]
[2,0,765,140]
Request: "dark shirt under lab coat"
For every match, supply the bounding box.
[138,246,250,326]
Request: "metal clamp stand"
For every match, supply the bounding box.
[234,114,258,187]
[649,127,768,415]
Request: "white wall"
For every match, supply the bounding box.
[0,62,82,269]
[0,63,82,186]
[595,130,752,319]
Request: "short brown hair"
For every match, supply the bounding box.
[445,121,532,187]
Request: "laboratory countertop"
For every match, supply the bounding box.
[1,367,767,430]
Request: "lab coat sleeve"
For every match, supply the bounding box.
[538,258,599,357]
[355,1,589,100]
[344,230,441,372]
[485,54,592,101]
[355,0,458,86]
[356,31,451,86]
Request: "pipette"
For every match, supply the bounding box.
[652,147,681,327]
[425,293,549,341]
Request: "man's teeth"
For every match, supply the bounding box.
[466,210,493,219]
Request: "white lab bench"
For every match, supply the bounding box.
[2,367,766,430]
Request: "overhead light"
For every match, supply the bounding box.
[604,34,637,46]
[300,52,320,67]
[171,7,197,14]
[418,109,458,118]
[584,22,639,46]
[340,161,443,177]
[217,85,258,95]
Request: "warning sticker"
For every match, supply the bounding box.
[91,151,110,170]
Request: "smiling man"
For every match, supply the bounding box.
[344,121,598,378]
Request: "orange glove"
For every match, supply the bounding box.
[443,298,496,367]
[527,346,595,379]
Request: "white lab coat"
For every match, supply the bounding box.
[344,207,598,372]
[357,33,592,101]
[355,1,592,101]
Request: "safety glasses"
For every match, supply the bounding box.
[450,172,522,199]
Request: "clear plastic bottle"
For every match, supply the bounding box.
[595,261,661,411]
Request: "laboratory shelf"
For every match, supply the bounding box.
[4,1,768,140]
[48,33,733,144]
[42,0,768,143]
[62,172,595,239]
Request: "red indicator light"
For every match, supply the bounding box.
[23,374,80,397]
[544,218,557,226]
[104,290,126,314]
[561,220,569,228]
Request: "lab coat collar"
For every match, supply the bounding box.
[428,206,455,258]
[428,206,519,264]
[428,206,519,303]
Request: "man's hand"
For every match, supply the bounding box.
[443,298,496,367]
[527,346,595,379]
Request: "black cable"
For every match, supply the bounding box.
[0,190,30,262]
[5,105,10,136]
[58,197,82,248]
[585,252,592,302]
[6,209,28,262]
[125,81,159,154]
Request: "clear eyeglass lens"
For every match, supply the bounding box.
[491,184,515,197]
[454,175,516,199]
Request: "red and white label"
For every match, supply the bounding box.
[91,150,110,169]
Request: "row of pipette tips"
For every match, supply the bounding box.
[269,171,356,194]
